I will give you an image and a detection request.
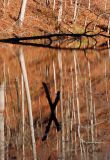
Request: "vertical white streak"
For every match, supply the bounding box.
[53,61,59,155]
[104,60,108,102]
[71,68,77,155]
[19,49,37,160]
[58,50,65,160]
[88,0,91,10]
[88,61,94,143]
[58,0,63,24]
[18,0,27,26]
[65,92,70,157]
[53,61,57,93]
[0,83,5,160]
[108,17,110,34]
[73,0,78,22]
[74,52,80,134]
[74,52,83,157]
[22,75,25,160]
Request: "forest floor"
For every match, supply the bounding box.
[0,0,110,37]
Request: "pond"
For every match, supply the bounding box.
[0,43,110,160]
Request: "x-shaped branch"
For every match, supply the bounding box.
[42,82,61,141]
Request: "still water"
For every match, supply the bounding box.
[0,43,110,160]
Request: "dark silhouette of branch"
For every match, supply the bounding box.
[0,22,110,50]
[42,82,61,141]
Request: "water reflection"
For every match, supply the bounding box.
[0,44,110,160]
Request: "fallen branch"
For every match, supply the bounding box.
[0,22,110,49]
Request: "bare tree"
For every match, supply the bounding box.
[58,0,63,24]
[73,0,79,22]
[18,0,28,26]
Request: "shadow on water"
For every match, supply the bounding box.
[0,34,110,51]
[0,41,110,160]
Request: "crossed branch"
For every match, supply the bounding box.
[42,82,61,141]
